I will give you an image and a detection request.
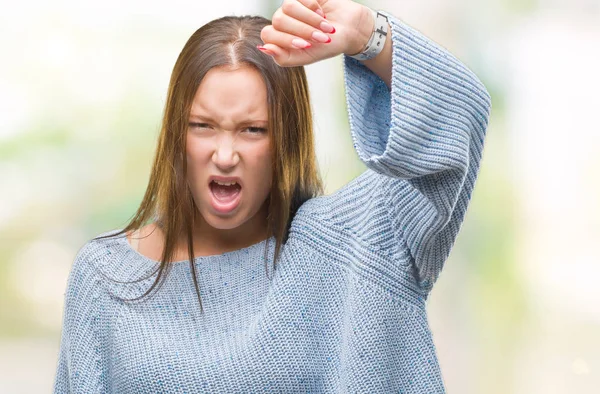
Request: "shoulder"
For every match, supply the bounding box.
[67,229,128,287]
[77,229,128,269]
[79,229,124,259]
[65,228,160,302]
[61,231,123,318]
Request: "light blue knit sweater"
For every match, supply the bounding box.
[54,12,491,393]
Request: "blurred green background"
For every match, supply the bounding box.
[1,0,598,392]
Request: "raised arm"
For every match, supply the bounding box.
[340,10,491,291]
[261,1,491,292]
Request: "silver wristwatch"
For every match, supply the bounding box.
[348,9,389,61]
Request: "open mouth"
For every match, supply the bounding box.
[208,180,242,214]
[210,180,241,201]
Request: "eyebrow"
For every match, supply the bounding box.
[188,115,268,126]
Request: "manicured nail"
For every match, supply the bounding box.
[320,21,335,34]
[291,38,311,49]
[257,45,275,55]
[315,9,326,18]
[312,31,331,43]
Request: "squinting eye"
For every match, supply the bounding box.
[245,127,267,134]
[189,122,211,129]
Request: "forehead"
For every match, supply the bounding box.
[190,65,268,122]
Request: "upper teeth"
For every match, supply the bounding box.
[213,180,237,186]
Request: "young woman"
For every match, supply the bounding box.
[53,0,491,392]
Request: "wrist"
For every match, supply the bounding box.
[345,5,375,56]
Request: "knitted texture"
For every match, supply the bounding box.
[54,12,491,393]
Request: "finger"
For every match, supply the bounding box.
[281,0,325,27]
[256,43,292,66]
[262,23,314,50]
[269,13,331,47]
[294,0,326,19]
[257,42,319,67]
[280,0,336,34]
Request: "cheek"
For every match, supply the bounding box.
[246,147,273,197]
[186,141,211,171]
[185,153,211,196]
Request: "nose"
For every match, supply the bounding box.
[211,133,240,170]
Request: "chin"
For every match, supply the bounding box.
[200,209,247,231]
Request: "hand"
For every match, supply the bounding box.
[259,0,374,67]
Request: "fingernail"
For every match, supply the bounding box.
[315,9,326,18]
[257,45,275,55]
[312,31,331,43]
[291,38,311,49]
[320,21,335,34]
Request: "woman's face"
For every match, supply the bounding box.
[186,65,272,236]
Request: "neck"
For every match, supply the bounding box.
[188,205,270,256]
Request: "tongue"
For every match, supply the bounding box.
[211,183,241,202]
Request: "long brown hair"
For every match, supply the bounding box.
[98,15,322,313]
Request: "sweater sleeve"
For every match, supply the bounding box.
[53,242,108,393]
[336,12,491,291]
